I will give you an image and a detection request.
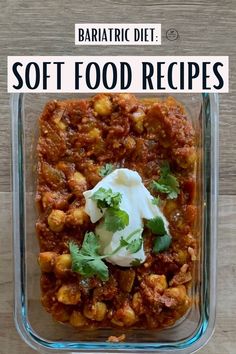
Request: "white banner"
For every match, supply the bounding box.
[75,24,161,45]
[8,56,229,93]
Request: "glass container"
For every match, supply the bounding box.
[11,92,218,353]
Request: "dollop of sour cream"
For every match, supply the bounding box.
[83,168,169,267]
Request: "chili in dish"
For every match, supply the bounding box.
[36,93,197,330]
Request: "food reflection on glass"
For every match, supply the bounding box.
[36,93,197,332]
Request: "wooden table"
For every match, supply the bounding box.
[0,1,235,353]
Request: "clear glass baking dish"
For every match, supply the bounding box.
[11,93,218,353]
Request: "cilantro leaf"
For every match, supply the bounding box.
[69,242,86,273]
[69,244,95,277]
[146,216,166,236]
[152,181,170,194]
[119,236,129,248]
[68,233,109,281]
[152,176,179,199]
[91,187,122,210]
[153,234,172,253]
[99,163,116,177]
[152,196,161,206]
[152,162,180,200]
[92,187,130,233]
[127,238,143,253]
[80,231,100,256]
[130,258,142,267]
[160,161,171,176]
[104,207,129,232]
[120,233,143,254]
[86,258,109,281]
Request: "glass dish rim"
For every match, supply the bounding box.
[11,92,218,353]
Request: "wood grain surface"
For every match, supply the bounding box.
[0,0,236,353]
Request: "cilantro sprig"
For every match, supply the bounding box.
[153,234,172,253]
[99,163,116,177]
[69,232,109,281]
[91,187,121,210]
[104,207,129,232]
[112,228,143,255]
[151,196,161,206]
[146,216,166,235]
[120,229,143,254]
[152,161,180,200]
[91,187,129,233]
[69,228,142,281]
[146,215,172,253]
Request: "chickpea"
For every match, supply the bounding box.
[166,97,184,113]
[132,292,144,314]
[124,136,136,150]
[52,306,70,322]
[113,141,121,148]
[42,191,58,209]
[66,207,89,226]
[42,191,68,210]
[119,93,132,100]
[68,171,87,196]
[57,284,81,305]
[177,250,188,265]
[88,128,101,140]
[118,93,137,109]
[94,95,112,116]
[38,252,57,272]
[176,147,196,169]
[131,110,145,133]
[121,305,136,326]
[70,311,87,327]
[54,254,72,277]
[73,171,86,184]
[48,209,66,232]
[83,302,107,321]
[164,285,187,305]
[112,305,136,327]
[111,318,124,327]
[185,149,197,167]
[146,274,167,293]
